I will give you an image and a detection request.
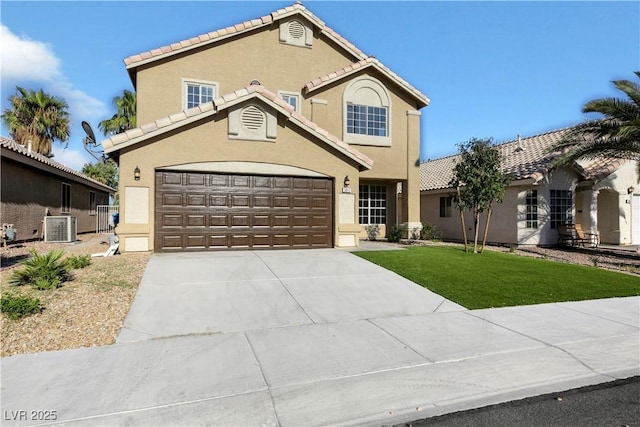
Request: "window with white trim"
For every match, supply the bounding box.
[278,91,300,112]
[343,77,391,146]
[525,190,538,228]
[183,79,217,109]
[550,189,572,229]
[61,183,71,213]
[359,184,386,225]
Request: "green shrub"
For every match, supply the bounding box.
[420,222,442,241]
[9,249,70,289]
[365,224,380,241]
[388,223,407,243]
[1,293,43,320]
[67,254,92,269]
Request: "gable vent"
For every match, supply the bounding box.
[241,106,265,130]
[288,21,305,39]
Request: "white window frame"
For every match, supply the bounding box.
[343,77,391,147]
[278,91,301,113]
[525,189,538,229]
[550,189,573,229]
[182,78,218,110]
[359,184,387,225]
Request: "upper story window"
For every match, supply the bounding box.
[278,91,300,113]
[347,104,387,136]
[61,183,71,213]
[183,79,218,110]
[343,77,391,146]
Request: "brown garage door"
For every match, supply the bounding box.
[155,171,333,251]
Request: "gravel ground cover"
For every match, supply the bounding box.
[1,234,150,357]
[1,236,637,357]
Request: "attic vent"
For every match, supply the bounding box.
[241,106,265,130]
[289,21,305,39]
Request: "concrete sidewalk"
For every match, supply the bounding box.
[1,250,638,426]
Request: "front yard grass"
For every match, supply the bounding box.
[354,246,640,309]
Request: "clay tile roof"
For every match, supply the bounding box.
[0,136,115,192]
[303,57,430,108]
[102,85,373,170]
[124,2,366,70]
[419,126,629,192]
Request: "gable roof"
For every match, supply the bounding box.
[419,127,630,191]
[102,84,373,170]
[0,136,115,193]
[124,2,367,73]
[303,57,430,108]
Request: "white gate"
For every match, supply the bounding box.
[632,195,640,245]
[96,205,119,234]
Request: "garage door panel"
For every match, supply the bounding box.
[155,171,333,251]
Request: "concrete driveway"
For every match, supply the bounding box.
[117,249,465,342]
[1,249,637,426]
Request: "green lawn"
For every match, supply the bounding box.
[354,246,640,309]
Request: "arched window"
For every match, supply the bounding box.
[343,77,391,146]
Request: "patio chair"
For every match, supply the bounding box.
[575,224,599,247]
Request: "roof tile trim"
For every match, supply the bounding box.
[303,57,430,107]
[123,3,366,69]
[0,136,115,192]
[101,85,373,169]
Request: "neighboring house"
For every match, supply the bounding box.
[1,136,114,242]
[102,3,429,252]
[420,128,640,246]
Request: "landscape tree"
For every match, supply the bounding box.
[1,87,70,156]
[98,89,137,136]
[81,159,118,189]
[449,137,511,253]
[550,71,640,175]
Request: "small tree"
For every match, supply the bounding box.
[449,137,511,253]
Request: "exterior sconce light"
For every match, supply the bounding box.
[628,186,635,194]
[134,166,141,181]
[342,176,351,193]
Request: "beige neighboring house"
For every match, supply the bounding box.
[420,127,640,247]
[102,2,429,252]
[1,136,113,242]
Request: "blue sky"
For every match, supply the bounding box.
[1,1,638,170]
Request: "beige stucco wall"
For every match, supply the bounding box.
[116,107,362,251]
[135,21,356,125]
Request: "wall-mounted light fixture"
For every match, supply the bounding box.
[628,186,635,194]
[134,166,141,181]
[342,175,351,193]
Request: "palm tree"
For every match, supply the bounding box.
[1,87,70,156]
[99,90,137,136]
[550,72,640,173]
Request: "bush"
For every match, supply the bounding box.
[420,222,442,241]
[388,223,407,243]
[9,249,70,289]
[67,254,92,269]
[1,293,43,320]
[365,224,380,241]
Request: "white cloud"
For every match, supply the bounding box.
[1,24,61,82]
[1,25,107,129]
[51,147,93,172]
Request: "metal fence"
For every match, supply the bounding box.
[96,205,119,234]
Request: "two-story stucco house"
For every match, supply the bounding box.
[102,2,429,252]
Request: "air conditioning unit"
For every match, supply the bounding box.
[44,216,77,242]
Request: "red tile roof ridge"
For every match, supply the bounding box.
[124,3,366,69]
